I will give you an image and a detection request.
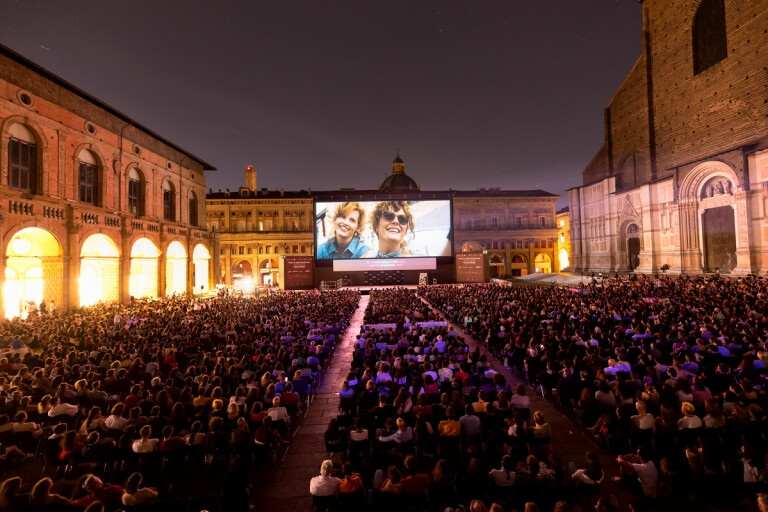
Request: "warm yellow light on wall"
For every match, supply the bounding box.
[11,237,31,256]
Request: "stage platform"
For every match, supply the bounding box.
[339,284,419,295]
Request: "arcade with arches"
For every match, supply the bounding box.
[4,227,62,319]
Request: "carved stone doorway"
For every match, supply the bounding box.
[702,206,736,272]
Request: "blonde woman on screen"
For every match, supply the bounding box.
[317,202,370,259]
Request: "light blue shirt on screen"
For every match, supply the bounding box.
[317,236,370,259]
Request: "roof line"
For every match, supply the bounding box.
[0,43,216,171]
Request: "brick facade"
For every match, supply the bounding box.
[570,0,768,275]
[0,45,216,316]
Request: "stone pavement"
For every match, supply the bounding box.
[253,291,637,511]
[253,294,370,512]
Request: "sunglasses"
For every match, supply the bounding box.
[381,211,410,225]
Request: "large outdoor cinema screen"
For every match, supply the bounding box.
[314,199,452,261]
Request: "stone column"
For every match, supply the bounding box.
[224,243,232,286]
[552,244,557,274]
[120,220,131,304]
[158,227,166,297]
[186,232,194,296]
[505,243,511,276]
[528,238,535,274]
[66,217,81,311]
[733,192,752,274]
[0,213,5,316]
[678,201,703,273]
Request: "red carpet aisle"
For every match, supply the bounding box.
[254,294,369,512]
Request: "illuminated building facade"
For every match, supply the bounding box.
[569,1,768,275]
[206,167,314,289]
[452,189,561,277]
[208,157,564,285]
[557,207,571,272]
[0,45,215,318]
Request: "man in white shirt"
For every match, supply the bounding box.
[267,397,290,427]
[144,357,159,378]
[433,335,446,354]
[616,448,658,498]
[310,460,340,497]
[48,397,78,418]
[378,418,413,444]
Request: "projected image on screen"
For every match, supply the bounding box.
[315,199,452,259]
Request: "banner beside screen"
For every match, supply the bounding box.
[456,253,486,283]
[283,256,314,289]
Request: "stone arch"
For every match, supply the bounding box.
[3,221,67,256]
[692,0,727,75]
[679,160,740,201]
[79,233,120,306]
[679,160,743,273]
[232,259,253,287]
[162,178,177,221]
[618,218,643,249]
[511,253,528,264]
[489,254,505,278]
[258,258,278,286]
[617,152,645,188]
[126,233,160,254]
[73,142,107,207]
[77,227,122,256]
[188,189,199,227]
[4,227,64,319]
[623,222,642,271]
[685,0,705,16]
[129,237,161,299]
[0,115,50,193]
[192,244,211,292]
[125,164,147,216]
[166,240,187,296]
[534,253,552,273]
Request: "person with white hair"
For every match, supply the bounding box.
[309,459,340,497]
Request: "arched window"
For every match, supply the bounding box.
[163,180,175,221]
[7,123,37,193]
[693,0,727,75]
[188,190,198,226]
[127,168,144,215]
[78,149,99,205]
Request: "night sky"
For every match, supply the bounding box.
[0,1,642,207]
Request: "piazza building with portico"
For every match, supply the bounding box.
[207,157,566,288]
[0,44,216,318]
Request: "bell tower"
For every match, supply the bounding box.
[244,164,257,191]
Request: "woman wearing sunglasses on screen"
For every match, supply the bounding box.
[364,200,416,258]
[317,202,371,259]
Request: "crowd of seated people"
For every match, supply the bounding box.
[419,275,768,508]
[0,289,359,511]
[319,288,607,512]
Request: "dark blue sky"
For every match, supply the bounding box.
[0,1,642,207]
